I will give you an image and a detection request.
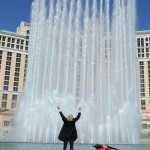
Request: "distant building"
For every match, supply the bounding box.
[0,22,30,137]
[136,31,150,136]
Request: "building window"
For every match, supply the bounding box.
[7,52,12,56]
[141,93,145,97]
[13,82,18,86]
[148,61,150,96]
[140,79,144,83]
[142,124,148,129]
[141,107,146,110]
[26,41,28,45]
[7,57,11,61]
[25,47,28,51]
[141,38,144,47]
[2,42,5,46]
[7,37,11,42]
[16,58,21,62]
[4,76,9,80]
[0,60,1,69]
[4,81,9,85]
[16,63,20,67]
[140,75,144,78]
[15,68,20,72]
[139,62,144,65]
[13,87,18,91]
[12,95,17,101]
[140,70,144,74]
[146,48,149,52]
[20,46,23,50]
[1,101,7,108]
[14,54,21,89]
[25,55,28,63]
[7,43,10,47]
[17,39,20,44]
[0,50,2,70]
[139,61,145,97]
[14,77,19,82]
[5,66,10,70]
[2,36,6,41]
[15,72,19,77]
[5,71,10,75]
[2,94,7,100]
[21,40,24,45]
[6,61,11,66]
[3,86,8,90]
[11,44,14,48]
[16,45,19,49]
[140,66,144,69]
[12,38,15,43]
[11,102,17,109]
[137,48,145,58]
[141,100,145,106]
[3,121,10,127]
[141,88,145,92]
[140,84,145,87]
[17,53,21,58]
[137,38,140,47]
[27,30,30,34]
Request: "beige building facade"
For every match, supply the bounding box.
[136,31,150,137]
[0,22,30,137]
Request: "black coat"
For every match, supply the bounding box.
[58,111,81,142]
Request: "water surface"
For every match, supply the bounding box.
[0,143,150,150]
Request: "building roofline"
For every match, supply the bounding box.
[0,30,27,38]
[21,21,30,26]
[136,30,150,34]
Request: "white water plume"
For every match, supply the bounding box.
[16,0,140,144]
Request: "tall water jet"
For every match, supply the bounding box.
[16,0,140,144]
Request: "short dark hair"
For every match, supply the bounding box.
[93,144,103,149]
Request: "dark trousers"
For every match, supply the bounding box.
[63,140,74,150]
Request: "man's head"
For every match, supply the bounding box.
[67,114,73,121]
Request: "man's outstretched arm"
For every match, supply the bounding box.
[107,145,118,150]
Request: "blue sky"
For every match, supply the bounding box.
[0,0,149,32]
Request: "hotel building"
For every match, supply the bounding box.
[136,31,150,136]
[0,22,30,137]
[0,22,150,139]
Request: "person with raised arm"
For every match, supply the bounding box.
[57,106,81,150]
[93,144,118,150]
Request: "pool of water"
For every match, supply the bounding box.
[0,143,150,150]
